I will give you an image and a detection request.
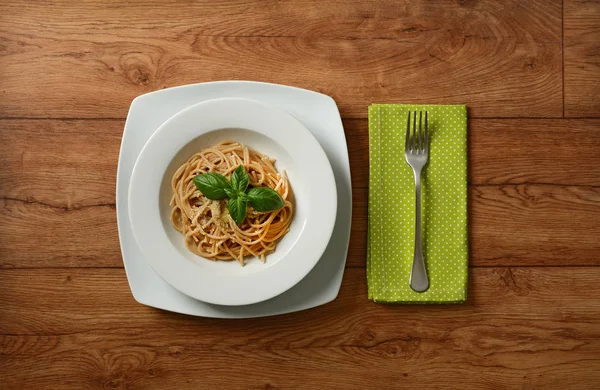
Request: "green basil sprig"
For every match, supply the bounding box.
[193,165,285,225]
[247,187,285,211]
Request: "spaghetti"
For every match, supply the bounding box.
[169,141,293,265]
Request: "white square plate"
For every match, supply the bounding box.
[116,81,352,318]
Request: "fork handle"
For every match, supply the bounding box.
[410,169,429,292]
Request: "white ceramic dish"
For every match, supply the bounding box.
[128,98,337,305]
[117,81,351,317]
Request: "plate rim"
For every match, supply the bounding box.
[127,96,338,306]
[116,80,351,317]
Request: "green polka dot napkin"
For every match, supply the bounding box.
[367,104,468,303]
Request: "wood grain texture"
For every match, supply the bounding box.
[346,118,600,187]
[2,118,598,208]
[1,268,600,389]
[3,182,599,270]
[2,119,599,268]
[564,0,600,117]
[0,0,562,119]
[0,119,122,268]
[349,183,600,267]
[1,1,600,388]
[0,120,120,208]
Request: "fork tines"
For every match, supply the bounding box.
[405,110,428,154]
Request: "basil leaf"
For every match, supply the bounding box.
[193,172,231,200]
[239,192,249,202]
[228,195,247,225]
[247,187,284,212]
[224,187,238,199]
[231,165,249,194]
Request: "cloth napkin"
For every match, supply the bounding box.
[367,104,468,303]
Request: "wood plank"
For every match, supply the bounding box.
[1,268,600,389]
[564,0,600,117]
[0,199,120,268]
[0,120,121,209]
[1,182,598,269]
[347,183,600,267]
[467,184,600,266]
[347,119,600,187]
[3,181,599,269]
[2,119,600,268]
[3,118,599,206]
[0,119,122,268]
[0,0,562,118]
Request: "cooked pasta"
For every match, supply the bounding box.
[169,141,293,266]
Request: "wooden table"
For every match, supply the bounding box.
[1,1,599,388]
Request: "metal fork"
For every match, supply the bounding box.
[405,110,429,292]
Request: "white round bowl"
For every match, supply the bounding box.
[128,98,337,305]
